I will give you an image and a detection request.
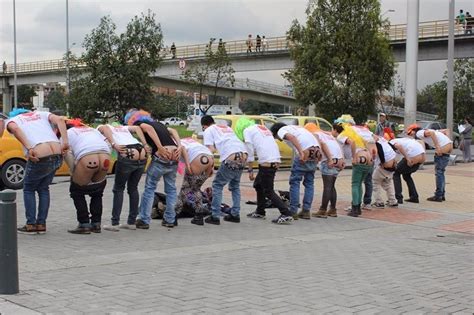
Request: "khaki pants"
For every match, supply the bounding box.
[372,166,397,205]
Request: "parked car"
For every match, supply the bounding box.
[0,115,117,189]
[192,115,293,167]
[160,117,186,126]
[418,120,460,149]
[276,116,333,132]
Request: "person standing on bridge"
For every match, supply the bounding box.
[256,35,262,52]
[246,34,253,53]
[457,9,466,32]
[171,42,176,59]
[465,12,473,35]
[262,36,268,52]
[2,61,6,73]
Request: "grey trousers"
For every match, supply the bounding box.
[462,139,471,162]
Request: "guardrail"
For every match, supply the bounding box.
[1,19,469,75]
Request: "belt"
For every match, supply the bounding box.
[34,154,62,163]
[259,162,279,168]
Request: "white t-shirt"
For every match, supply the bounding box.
[68,127,111,161]
[243,125,280,163]
[376,138,396,165]
[389,138,425,158]
[7,111,59,154]
[105,125,140,146]
[277,125,319,153]
[203,124,247,161]
[315,132,343,161]
[181,137,212,162]
[353,125,375,143]
[416,130,452,148]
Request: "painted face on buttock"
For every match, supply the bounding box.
[87,161,98,169]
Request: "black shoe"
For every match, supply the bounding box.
[204,215,220,225]
[404,198,419,203]
[427,196,443,202]
[397,199,404,204]
[223,214,240,223]
[161,220,175,228]
[191,215,204,226]
[356,205,362,215]
[347,205,359,217]
[68,225,91,234]
[135,219,150,229]
[442,196,446,201]
[90,224,101,233]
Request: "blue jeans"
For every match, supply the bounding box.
[434,154,450,198]
[289,158,316,214]
[211,163,243,218]
[23,155,63,225]
[138,157,178,224]
[363,165,374,205]
[319,160,339,176]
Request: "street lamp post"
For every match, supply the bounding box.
[13,0,18,110]
[65,0,70,115]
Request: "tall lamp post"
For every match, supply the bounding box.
[13,0,18,110]
[446,0,454,137]
[65,0,70,115]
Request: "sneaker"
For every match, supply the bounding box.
[297,210,311,220]
[103,224,120,232]
[442,196,446,201]
[404,198,419,203]
[17,224,37,235]
[68,225,91,234]
[326,208,338,217]
[204,215,220,225]
[161,220,175,228]
[272,215,293,225]
[362,203,372,210]
[223,214,240,223]
[36,224,46,234]
[372,202,385,209]
[291,213,299,220]
[119,223,136,230]
[397,199,404,204]
[135,219,150,229]
[90,224,101,233]
[246,211,266,219]
[311,209,327,218]
[427,196,443,202]
[387,203,398,207]
[191,216,204,226]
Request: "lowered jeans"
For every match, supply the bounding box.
[138,157,178,225]
[289,158,317,214]
[211,162,243,218]
[434,154,450,198]
[23,155,63,225]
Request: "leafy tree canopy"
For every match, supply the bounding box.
[17,85,36,108]
[68,10,163,122]
[286,0,394,123]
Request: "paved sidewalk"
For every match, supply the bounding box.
[1,163,473,314]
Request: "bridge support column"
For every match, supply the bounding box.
[232,91,241,108]
[404,0,419,127]
[1,78,12,114]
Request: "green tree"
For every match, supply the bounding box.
[17,85,36,108]
[44,88,66,112]
[68,11,163,122]
[146,93,193,120]
[417,58,474,122]
[285,0,394,123]
[182,38,235,115]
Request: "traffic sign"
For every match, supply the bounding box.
[178,59,186,70]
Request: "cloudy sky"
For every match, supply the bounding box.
[1,0,473,88]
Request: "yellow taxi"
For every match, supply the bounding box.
[276,116,333,131]
[0,122,116,190]
[193,115,294,167]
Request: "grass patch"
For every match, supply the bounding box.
[170,125,194,138]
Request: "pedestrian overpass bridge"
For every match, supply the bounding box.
[1,19,472,113]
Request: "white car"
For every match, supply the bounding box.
[160,117,186,126]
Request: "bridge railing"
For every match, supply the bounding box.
[2,19,470,74]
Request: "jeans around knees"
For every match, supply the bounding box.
[363,165,374,204]
[138,158,178,224]
[253,166,290,216]
[111,157,146,225]
[70,179,107,226]
[289,158,316,214]
[372,167,396,204]
[211,163,243,218]
[434,154,450,198]
[23,155,63,225]
[393,158,420,200]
